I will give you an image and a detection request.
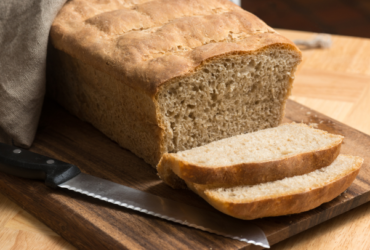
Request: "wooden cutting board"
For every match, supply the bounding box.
[0,99,369,250]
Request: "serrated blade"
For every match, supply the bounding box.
[59,173,269,248]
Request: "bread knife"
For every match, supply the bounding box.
[0,142,269,248]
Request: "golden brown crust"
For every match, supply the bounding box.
[50,0,302,97]
[158,134,343,187]
[187,157,363,220]
[157,155,187,189]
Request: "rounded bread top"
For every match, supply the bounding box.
[51,0,301,96]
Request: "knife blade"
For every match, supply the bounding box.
[0,142,269,248]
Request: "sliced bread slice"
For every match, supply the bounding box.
[186,155,363,220]
[157,123,343,188]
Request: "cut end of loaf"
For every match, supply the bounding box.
[157,48,301,154]
[188,154,363,220]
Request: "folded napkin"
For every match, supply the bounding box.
[0,0,66,147]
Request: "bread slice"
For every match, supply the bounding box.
[157,123,343,188]
[187,155,363,220]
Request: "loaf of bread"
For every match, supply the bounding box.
[157,123,344,188]
[187,155,363,220]
[49,0,302,167]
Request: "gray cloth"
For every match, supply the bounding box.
[0,0,66,147]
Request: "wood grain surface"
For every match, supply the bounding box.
[1,29,370,249]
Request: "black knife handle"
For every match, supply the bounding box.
[0,142,81,188]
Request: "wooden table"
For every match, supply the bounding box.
[1,29,370,249]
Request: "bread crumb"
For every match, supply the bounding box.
[306,112,311,115]
[319,121,324,124]
[281,150,292,155]
[309,123,318,128]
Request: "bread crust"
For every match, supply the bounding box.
[157,128,343,187]
[50,0,302,97]
[187,156,363,220]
